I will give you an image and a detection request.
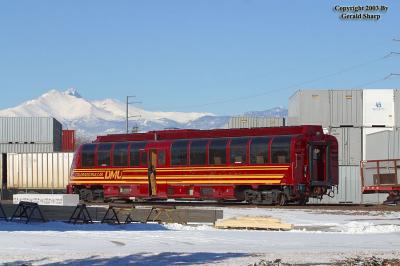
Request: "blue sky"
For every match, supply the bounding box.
[0,0,399,115]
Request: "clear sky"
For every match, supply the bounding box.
[0,0,399,115]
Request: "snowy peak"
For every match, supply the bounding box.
[64,88,82,98]
[244,106,288,117]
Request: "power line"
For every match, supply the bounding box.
[160,53,391,110]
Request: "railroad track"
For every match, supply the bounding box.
[87,200,400,211]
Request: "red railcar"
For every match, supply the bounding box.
[67,126,338,204]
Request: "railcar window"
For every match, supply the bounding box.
[230,138,249,164]
[158,151,166,166]
[250,137,270,164]
[113,143,129,166]
[271,136,292,164]
[209,139,228,165]
[81,144,96,167]
[190,140,208,165]
[97,143,112,166]
[130,142,147,166]
[171,140,189,166]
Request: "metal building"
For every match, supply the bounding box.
[224,116,285,129]
[289,89,397,204]
[0,117,62,152]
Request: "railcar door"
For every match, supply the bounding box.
[147,148,166,197]
[308,142,332,186]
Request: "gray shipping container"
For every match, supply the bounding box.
[395,90,400,127]
[0,117,62,152]
[7,152,74,190]
[225,116,285,129]
[330,127,362,166]
[0,143,56,153]
[309,166,385,204]
[288,90,330,127]
[330,90,363,127]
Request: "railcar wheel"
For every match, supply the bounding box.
[297,197,308,206]
[79,189,93,202]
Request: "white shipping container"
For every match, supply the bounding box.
[225,116,285,128]
[329,127,362,166]
[330,90,363,127]
[7,152,74,190]
[395,90,400,127]
[362,89,394,127]
[363,127,393,161]
[365,127,400,160]
[288,90,330,127]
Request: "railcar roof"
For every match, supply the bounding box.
[95,125,323,143]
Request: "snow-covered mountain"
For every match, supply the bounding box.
[0,89,287,140]
[244,107,288,117]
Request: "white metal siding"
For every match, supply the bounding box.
[0,117,61,143]
[395,90,400,127]
[330,90,363,127]
[0,143,55,153]
[287,90,330,127]
[225,117,285,128]
[309,166,384,204]
[362,89,394,127]
[330,127,362,166]
[7,152,74,190]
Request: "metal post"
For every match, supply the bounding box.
[126,96,142,133]
[126,96,129,133]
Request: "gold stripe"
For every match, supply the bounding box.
[166,180,281,184]
[70,180,281,185]
[71,174,284,180]
[74,165,289,172]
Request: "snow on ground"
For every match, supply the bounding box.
[0,208,399,265]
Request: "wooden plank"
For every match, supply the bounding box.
[215,216,293,231]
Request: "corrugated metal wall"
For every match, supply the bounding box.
[225,116,285,129]
[395,90,400,127]
[330,90,363,127]
[0,117,62,152]
[0,143,55,153]
[309,166,384,204]
[330,127,362,166]
[7,152,74,190]
[365,128,400,160]
[287,90,330,127]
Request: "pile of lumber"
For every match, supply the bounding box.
[215,216,293,231]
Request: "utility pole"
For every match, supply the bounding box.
[126,96,142,133]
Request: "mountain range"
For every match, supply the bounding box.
[0,89,287,140]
